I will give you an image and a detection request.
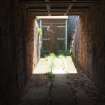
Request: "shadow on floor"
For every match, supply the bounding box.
[18,73,105,105]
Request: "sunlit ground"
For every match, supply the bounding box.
[33,54,77,74]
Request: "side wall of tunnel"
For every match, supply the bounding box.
[1,0,105,104]
[0,0,22,104]
[72,0,105,93]
[25,16,39,79]
[0,0,38,104]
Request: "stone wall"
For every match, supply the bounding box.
[72,0,105,93]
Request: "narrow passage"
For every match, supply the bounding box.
[19,54,102,105]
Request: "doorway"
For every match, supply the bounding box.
[33,16,78,74]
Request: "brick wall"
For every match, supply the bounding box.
[25,16,38,79]
[42,19,66,54]
[72,0,105,93]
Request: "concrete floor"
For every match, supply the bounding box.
[18,56,105,105]
[33,56,77,74]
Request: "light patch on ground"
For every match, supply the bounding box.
[33,56,77,74]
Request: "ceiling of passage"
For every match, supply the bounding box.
[19,0,99,16]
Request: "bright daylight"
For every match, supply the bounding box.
[33,16,78,74]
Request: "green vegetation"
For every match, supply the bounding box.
[41,49,71,57]
[46,51,70,79]
[47,53,56,80]
[57,50,71,56]
[38,28,43,37]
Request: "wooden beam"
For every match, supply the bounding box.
[27,10,88,16]
[27,12,86,16]
[64,4,73,15]
[64,0,77,15]
[45,0,51,15]
[24,0,97,16]
[22,1,97,4]
[28,8,89,13]
[24,1,97,7]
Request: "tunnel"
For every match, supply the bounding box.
[0,0,105,105]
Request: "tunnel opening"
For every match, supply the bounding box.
[32,16,79,75]
[22,13,100,105]
[24,16,82,105]
[22,14,101,105]
[1,0,105,105]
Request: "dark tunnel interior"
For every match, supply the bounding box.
[0,0,105,105]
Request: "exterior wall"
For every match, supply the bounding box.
[25,16,38,79]
[67,16,79,49]
[71,17,80,69]
[72,0,105,93]
[41,19,66,54]
[33,20,39,71]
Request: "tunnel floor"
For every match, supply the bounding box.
[18,73,103,105]
[18,55,104,105]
